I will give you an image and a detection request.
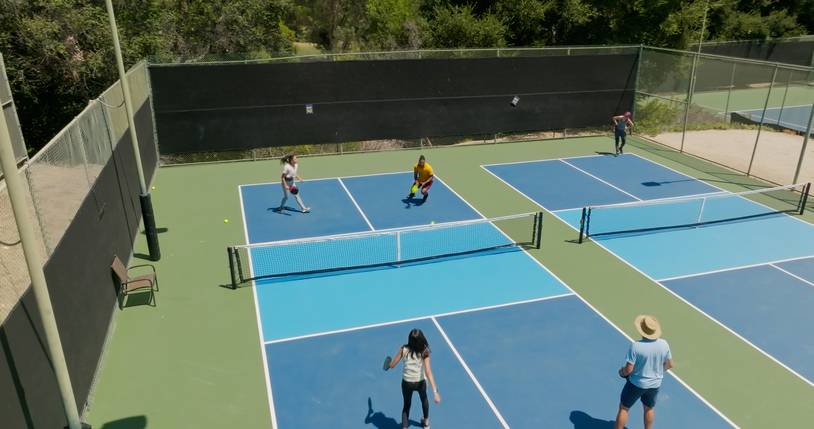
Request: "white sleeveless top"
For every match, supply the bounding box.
[401,346,426,382]
[282,163,298,181]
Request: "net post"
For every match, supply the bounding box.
[578,207,587,244]
[228,247,238,289]
[801,183,811,215]
[535,212,543,249]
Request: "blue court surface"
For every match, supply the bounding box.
[266,296,732,429]
[483,154,721,212]
[239,171,734,428]
[662,257,814,385]
[488,154,814,390]
[736,105,814,135]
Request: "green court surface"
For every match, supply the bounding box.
[86,135,814,428]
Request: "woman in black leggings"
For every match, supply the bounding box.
[387,329,441,429]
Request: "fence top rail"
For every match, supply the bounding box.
[643,46,814,72]
[25,100,102,166]
[693,35,814,46]
[147,45,643,67]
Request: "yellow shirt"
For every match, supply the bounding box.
[414,163,433,183]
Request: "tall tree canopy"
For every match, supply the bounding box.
[0,0,810,154]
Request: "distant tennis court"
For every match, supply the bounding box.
[734,104,813,135]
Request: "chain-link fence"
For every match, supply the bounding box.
[1,61,153,324]
[635,47,814,188]
[151,46,637,165]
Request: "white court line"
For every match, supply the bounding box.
[562,218,814,389]
[264,294,574,345]
[558,158,642,201]
[627,152,729,194]
[479,165,553,213]
[507,230,740,426]
[238,186,278,428]
[431,317,511,429]
[432,175,488,220]
[770,263,814,288]
[239,176,337,188]
[481,152,618,168]
[657,254,814,283]
[337,177,375,231]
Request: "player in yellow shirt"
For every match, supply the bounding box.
[407,155,434,203]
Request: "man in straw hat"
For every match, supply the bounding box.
[614,315,673,429]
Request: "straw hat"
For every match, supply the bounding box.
[635,315,662,340]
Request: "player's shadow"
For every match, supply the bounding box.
[569,410,618,428]
[268,206,293,215]
[594,151,617,156]
[402,197,425,207]
[365,398,421,429]
[364,397,399,429]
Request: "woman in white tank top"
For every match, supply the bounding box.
[386,329,440,429]
[278,154,309,213]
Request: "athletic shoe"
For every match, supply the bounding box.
[302,207,311,213]
[422,194,428,202]
[620,148,623,154]
[278,207,286,213]
[407,193,415,199]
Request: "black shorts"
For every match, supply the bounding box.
[620,379,660,408]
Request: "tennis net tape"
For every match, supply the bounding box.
[578,183,810,242]
[228,212,543,287]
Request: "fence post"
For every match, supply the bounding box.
[680,52,700,153]
[724,63,736,121]
[793,100,814,183]
[747,64,779,176]
[23,167,53,255]
[630,45,643,122]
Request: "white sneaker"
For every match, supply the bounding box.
[279,207,286,213]
[302,207,311,213]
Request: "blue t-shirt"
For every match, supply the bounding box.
[615,117,629,132]
[626,338,672,389]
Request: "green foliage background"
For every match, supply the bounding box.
[0,0,811,154]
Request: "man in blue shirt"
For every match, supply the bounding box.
[615,315,673,429]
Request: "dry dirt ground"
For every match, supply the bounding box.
[648,129,814,187]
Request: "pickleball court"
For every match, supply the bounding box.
[236,169,735,428]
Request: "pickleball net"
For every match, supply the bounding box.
[228,212,543,288]
[578,183,810,243]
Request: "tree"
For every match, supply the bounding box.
[365,0,427,50]
[496,0,553,46]
[426,4,507,49]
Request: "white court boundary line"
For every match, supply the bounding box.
[337,177,375,231]
[657,254,814,282]
[512,233,739,427]
[238,185,278,428]
[432,317,511,429]
[264,294,574,345]
[770,262,814,288]
[558,158,642,201]
[548,204,814,390]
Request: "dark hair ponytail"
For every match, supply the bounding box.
[281,154,294,165]
[406,328,430,359]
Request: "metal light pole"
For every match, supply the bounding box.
[679,0,709,153]
[103,0,160,260]
[0,70,86,429]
